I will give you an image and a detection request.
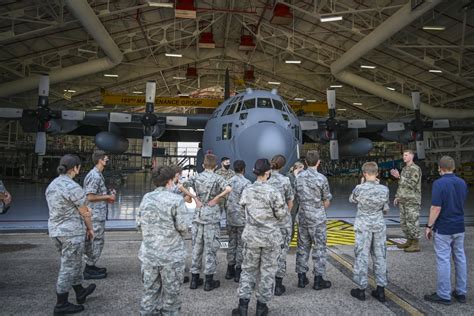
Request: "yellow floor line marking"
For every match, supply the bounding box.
[329,250,424,316]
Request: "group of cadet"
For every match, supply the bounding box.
[45,147,468,315]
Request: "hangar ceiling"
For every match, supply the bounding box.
[0,0,473,120]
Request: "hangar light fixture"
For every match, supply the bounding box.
[294,98,304,101]
[422,26,445,31]
[165,53,182,57]
[320,16,343,23]
[285,60,301,64]
[268,81,281,85]
[63,89,76,93]
[104,74,118,77]
[147,1,174,8]
[360,65,376,69]
[337,108,347,111]
[429,69,443,73]
[178,93,190,97]
[353,102,363,105]
[386,87,396,91]
[173,76,187,80]
[330,84,343,88]
[306,99,316,102]
[132,91,143,94]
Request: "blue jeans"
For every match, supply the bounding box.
[434,232,467,300]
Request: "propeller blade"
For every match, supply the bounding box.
[38,74,50,108]
[329,139,339,160]
[347,119,367,129]
[326,89,336,110]
[0,108,23,118]
[166,116,187,126]
[411,91,420,110]
[61,110,85,121]
[145,80,156,107]
[35,132,47,155]
[416,140,425,160]
[387,122,405,132]
[224,68,230,100]
[142,136,153,158]
[433,119,450,129]
[300,120,318,131]
[109,112,132,123]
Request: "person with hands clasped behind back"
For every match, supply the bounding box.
[349,162,390,303]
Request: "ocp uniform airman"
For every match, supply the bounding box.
[137,186,187,316]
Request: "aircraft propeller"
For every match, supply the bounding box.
[141,81,158,158]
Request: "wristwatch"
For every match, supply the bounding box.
[425,224,433,229]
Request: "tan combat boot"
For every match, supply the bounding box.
[396,239,412,249]
[404,239,420,252]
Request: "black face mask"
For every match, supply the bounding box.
[267,173,271,180]
[223,164,230,170]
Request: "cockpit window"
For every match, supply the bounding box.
[284,102,296,116]
[273,99,284,111]
[221,104,232,116]
[257,98,273,108]
[242,98,255,110]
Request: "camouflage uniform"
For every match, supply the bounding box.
[294,168,332,276]
[349,181,389,289]
[215,168,235,221]
[137,187,187,316]
[183,171,228,275]
[395,164,422,239]
[226,174,251,269]
[238,180,287,303]
[0,180,6,211]
[46,175,87,294]
[83,167,108,266]
[267,171,294,278]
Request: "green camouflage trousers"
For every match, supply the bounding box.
[191,222,221,274]
[84,219,106,266]
[227,226,244,268]
[353,229,387,289]
[238,244,279,304]
[399,202,420,239]
[52,235,85,293]
[140,261,185,316]
[295,222,327,276]
[276,226,291,278]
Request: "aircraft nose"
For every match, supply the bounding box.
[237,122,296,167]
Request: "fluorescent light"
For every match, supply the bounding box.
[422,26,445,31]
[330,85,343,88]
[386,87,395,91]
[360,65,376,69]
[165,53,182,57]
[95,105,104,109]
[306,99,316,102]
[353,102,363,105]
[147,1,174,7]
[132,91,143,94]
[429,69,443,73]
[285,60,301,64]
[294,98,304,101]
[63,89,76,93]
[178,93,189,97]
[320,16,343,23]
[173,76,187,80]
[268,81,281,85]
[104,74,118,77]
[77,48,96,54]
[337,108,347,111]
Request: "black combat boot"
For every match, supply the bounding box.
[72,283,96,304]
[255,301,269,316]
[234,267,242,283]
[350,288,366,301]
[190,273,201,289]
[231,298,249,316]
[204,274,220,291]
[297,273,309,288]
[274,277,286,296]
[83,265,106,280]
[313,275,331,290]
[371,286,386,303]
[54,292,84,315]
[225,264,236,280]
[183,275,189,283]
[86,264,107,274]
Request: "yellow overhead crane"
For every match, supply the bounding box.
[101,91,328,116]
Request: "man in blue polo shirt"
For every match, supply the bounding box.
[424,156,468,305]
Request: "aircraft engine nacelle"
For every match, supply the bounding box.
[339,137,373,157]
[95,131,129,154]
